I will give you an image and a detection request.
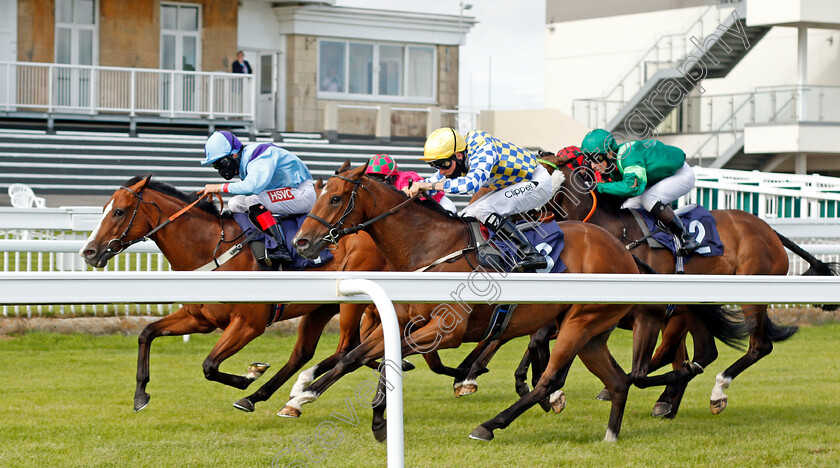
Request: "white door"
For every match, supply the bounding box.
[54,0,97,110]
[256,52,278,131]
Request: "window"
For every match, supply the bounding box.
[318,39,435,102]
[55,0,96,66]
[160,3,201,72]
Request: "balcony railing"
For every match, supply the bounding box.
[0,61,255,121]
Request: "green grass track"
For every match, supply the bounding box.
[0,324,838,467]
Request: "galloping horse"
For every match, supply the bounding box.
[291,163,645,442]
[538,153,839,416]
[80,174,388,412]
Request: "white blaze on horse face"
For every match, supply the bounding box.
[80,200,114,254]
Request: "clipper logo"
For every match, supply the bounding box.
[267,188,295,203]
[504,183,535,198]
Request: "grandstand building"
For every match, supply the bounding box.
[0,0,474,139]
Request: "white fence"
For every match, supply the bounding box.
[1,270,839,468]
[0,61,254,120]
[2,163,840,318]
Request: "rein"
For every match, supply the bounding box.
[307,174,420,245]
[106,187,224,255]
[538,158,598,223]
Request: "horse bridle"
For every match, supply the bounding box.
[306,173,419,245]
[105,186,164,254]
[105,186,224,255]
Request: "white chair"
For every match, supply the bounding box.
[8,184,46,208]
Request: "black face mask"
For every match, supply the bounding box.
[450,156,468,178]
[213,155,239,180]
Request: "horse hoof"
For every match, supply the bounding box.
[710,397,728,415]
[277,406,302,418]
[373,424,387,443]
[453,382,463,397]
[596,388,612,401]
[468,426,494,441]
[538,398,552,413]
[245,362,270,380]
[401,359,415,372]
[651,402,672,418]
[550,391,567,414]
[459,383,478,397]
[134,393,150,412]
[233,398,255,412]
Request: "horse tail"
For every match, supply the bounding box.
[764,316,799,342]
[630,255,751,350]
[686,303,754,351]
[775,230,840,311]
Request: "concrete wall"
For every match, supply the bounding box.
[479,108,590,151]
[544,6,706,114]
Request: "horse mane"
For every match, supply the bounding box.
[122,174,224,218]
[361,174,458,219]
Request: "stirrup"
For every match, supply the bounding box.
[677,238,701,257]
[512,254,547,273]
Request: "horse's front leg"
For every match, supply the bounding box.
[135,305,214,412]
[201,308,267,390]
[234,305,338,412]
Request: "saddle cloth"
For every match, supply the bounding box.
[232,212,333,270]
[486,220,567,273]
[631,204,724,258]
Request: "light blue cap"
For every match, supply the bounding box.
[202,131,243,165]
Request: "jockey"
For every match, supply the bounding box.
[580,128,701,255]
[198,131,315,266]
[405,127,552,272]
[365,153,457,213]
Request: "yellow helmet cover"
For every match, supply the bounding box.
[422,127,467,161]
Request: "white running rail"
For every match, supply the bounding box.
[1,270,839,468]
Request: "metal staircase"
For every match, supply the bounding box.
[573,2,771,138]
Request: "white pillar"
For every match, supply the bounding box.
[797,27,808,120]
[795,152,807,175]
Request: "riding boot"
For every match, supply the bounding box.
[651,201,701,256]
[248,204,293,266]
[486,213,547,273]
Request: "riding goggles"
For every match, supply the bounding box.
[428,157,454,170]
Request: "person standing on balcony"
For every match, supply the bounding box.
[580,128,700,255]
[232,51,252,74]
[198,131,315,266]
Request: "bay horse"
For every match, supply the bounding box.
[291,163,644,443]
[79,174,388,413]
[537,153,839,417]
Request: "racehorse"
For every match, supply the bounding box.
[79,174,388,413]
[290,163,646,443]
[537,153,839,417]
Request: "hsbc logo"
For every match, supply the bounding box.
[267,188,295,203]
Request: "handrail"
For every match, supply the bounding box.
[0,60,254,121]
